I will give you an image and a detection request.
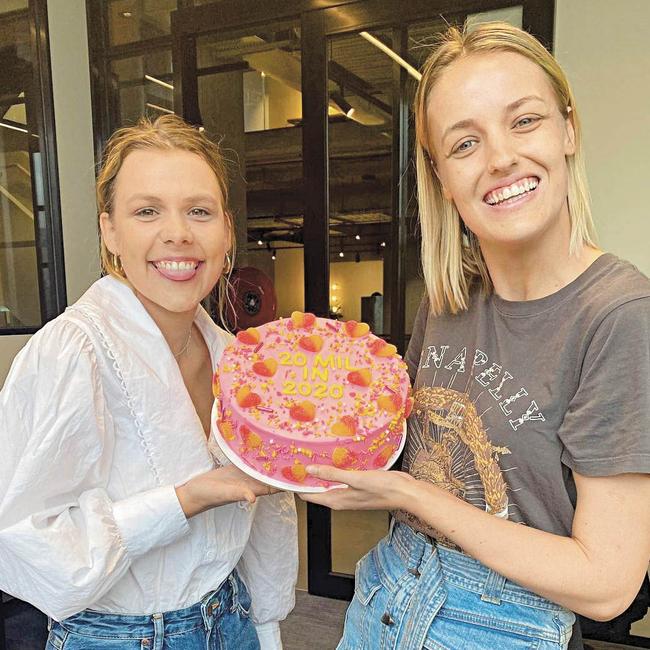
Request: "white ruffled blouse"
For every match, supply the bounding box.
[0,276,298,648]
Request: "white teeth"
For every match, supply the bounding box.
[486,178,538,206]
[155,260,198,271]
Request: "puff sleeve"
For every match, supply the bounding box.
[0,320,189,620]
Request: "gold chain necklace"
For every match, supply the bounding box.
[173,327,193,358]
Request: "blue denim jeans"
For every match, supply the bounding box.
[45,572,260,650]
[338,521,575,650]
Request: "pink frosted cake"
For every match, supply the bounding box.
[212,311,412,490]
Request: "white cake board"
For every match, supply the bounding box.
[211,401,407,493]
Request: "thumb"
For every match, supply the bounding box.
[306,464,351,484]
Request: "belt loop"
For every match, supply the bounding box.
[229,572,239,600]
[481,569,507,605]
[152,613,164,650]
[388,516,396,542]
[228,572,240,613]
[47,616,52,632]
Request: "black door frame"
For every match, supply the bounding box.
[170,0,555,600]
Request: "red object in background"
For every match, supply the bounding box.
[225,267,277,332]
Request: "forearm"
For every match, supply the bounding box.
[404,480,634,621]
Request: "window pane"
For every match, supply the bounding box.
[0,2,42,330]
[107,0,177,47]
[327,28,394,575]
[110,50,174,125]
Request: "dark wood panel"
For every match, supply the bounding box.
[301,9,330,317]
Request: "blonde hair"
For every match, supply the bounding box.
[414,21,597,315]
[96,114,235,321]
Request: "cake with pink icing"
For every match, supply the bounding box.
[212,311,412,490]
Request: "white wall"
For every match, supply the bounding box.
[555,0,650,276]
[1,0,98,384]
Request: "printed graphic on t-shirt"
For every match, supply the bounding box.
[396,344,546,547]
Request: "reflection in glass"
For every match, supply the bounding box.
[195,22,304,325]
[195,20,307,588]
[111,50,174,125]
[107,0,177,47]
[0,2,41,329]
[327,29,395,574]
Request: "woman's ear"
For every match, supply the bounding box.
[99,211,118,255]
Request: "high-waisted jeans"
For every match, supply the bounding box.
[338,521,575,650]
[45,571,260,650]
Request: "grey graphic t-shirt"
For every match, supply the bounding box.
[395,254,650,545]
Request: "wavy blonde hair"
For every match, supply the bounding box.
[96,114,235,322]
[414,21,597,315]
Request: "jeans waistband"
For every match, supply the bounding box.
[389,520,565,611]
[55,572,243,639]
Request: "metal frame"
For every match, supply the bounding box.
[0,0,67,337]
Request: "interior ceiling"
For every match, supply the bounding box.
[111,12,449,253]
[195,27,400,251]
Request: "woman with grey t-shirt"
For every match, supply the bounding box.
[300,22,650,650]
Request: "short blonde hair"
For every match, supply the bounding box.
[96,114,234,319]
[414,21,597,316]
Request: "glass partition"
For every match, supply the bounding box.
[0,0,63,332]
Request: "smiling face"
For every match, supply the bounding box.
[427,50,575,253]
[100,148,230,316]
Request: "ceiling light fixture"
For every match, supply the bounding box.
[145,102,174,115]
[257,239,264,246]
[355,233,361,241]
[121,11,133,18]
[381,241,387,247]
[0,121,28,134]
[359,31,422,81]
[339,250,345,258]
[144,74,174,91]
[330,92,355,119]
[271,249,277,260]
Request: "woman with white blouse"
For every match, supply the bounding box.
[0,115,298,650]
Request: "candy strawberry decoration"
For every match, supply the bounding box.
[236,385,262,408]
[373,444,396,468]
[344,320,370,338]
[252,358,278,377]
[291,311,316,329]
[299,335,323,353]
[282,461,307,483]
[331,415,358,437]
[237,327,261,345]
[377,393,402,413]
[289,401,316,422]
[369,338,397,357]
[332,447,357,469]
[347,368,372,387]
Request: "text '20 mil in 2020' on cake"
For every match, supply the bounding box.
[212,311,413,492]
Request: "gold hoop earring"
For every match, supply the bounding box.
[223,251,233,275]
[111,252,123,272]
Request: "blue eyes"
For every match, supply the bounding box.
[514,116,539,128]
[454,139,477,154]
[451,116,541,155]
